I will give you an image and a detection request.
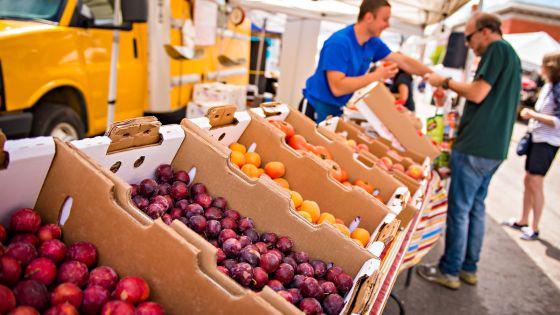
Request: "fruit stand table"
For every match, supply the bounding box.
[369,171,442,315]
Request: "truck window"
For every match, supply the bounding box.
[83,0,115,26]
[0,0,63,22]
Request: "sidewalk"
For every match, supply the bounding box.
[383,100,560,314]
[384,216,560,314]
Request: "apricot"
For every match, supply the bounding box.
[230,151,246,168]
[241,164,260,178]
[264,161,286,179]
[229,142,247,154]
[299,201,320,223]
[289,191,303,208]
[333,224,350,237]
[273,178,290,189]
[244,152,261,167]
[350,228,370,247]
[317,213,336,225]
[298,211,313,223]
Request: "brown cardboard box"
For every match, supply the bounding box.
[352,82,440,160]
[322,117,426,166]
[0,137,282,315]
[75,122,383,314]
[251,104,409,213]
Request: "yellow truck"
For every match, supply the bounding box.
[0,0,250,139]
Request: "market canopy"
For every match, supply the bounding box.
[504,32,560,72]
[233,0,470,33]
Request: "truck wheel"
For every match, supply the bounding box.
[31,104,85,141]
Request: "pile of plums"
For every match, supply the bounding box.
[0,208,164,315]
[131,164,352,315]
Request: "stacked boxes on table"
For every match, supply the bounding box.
[70,118,386,314]
[187,83,247,119]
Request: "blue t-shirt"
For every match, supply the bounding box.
[304,24,392,107]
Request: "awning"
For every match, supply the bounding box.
[233,0,470,32]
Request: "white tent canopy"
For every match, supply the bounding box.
[504,32,560,72]
[233,0,470,36]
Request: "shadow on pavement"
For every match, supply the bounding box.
[383,216,560,315]
[538,238,560,262]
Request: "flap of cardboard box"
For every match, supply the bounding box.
[105,116,162,153]
[397,204,419,230]
[206,105,238,128]
[374,219,401,245]
[356,83,440,159]
[0,136,55,227]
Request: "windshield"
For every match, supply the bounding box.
[0,0,64,23]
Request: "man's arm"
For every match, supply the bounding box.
[425,73,492,104]
[396,84,409,102]
[385,52,432,76]
[326,63,397,97]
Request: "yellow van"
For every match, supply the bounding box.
[0,0,250,139]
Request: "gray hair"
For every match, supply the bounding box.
[473,12,502,36]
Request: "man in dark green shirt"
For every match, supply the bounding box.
[417,12,521,290]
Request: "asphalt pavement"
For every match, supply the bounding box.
[383,100,560,315]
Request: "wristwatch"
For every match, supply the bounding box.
[442,77,452,90]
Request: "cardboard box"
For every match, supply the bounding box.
[0,136,281,315]
[323,116,431,182]
[321,117,427,166]
[351,82,440,160]
[75,122,383,314]
[250,103,409,214]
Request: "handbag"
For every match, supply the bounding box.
[516,132,532,156]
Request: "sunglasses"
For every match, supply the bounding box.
[465,28,484,43]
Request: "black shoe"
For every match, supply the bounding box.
[501,218,528,231]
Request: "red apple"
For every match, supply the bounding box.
[0,284,16,313]
[0,223,7,243]
[100,300,135,315]
[66,242,97,268]
[7,306,40,315]
[10,208,42,234]
[406,164,423,180]
[13,280,49,311]
[135,302,165,315]
[88,266,118,291]
[37,224,62,242]
[0,256,22,286]
[44,303,79,315]
[57,261,89,287]
[24,257,57,286]
[10,234,40,248]
[51,282,83,308]
[39,239,67,264]
[5,242,37,266]
[114,276,150,304]
[82,285,110,315]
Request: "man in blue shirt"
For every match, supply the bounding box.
[303,0,432,122]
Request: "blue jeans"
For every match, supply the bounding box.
[439,150,502,276]
[308,99,343,123]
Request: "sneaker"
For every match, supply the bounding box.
[520,228,539,241]
[501,218,528,231]
[459,270,478,285]
[416,264,460,290]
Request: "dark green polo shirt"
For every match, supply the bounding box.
[453,39,521,160]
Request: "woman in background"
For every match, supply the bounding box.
[503,52,560,240]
